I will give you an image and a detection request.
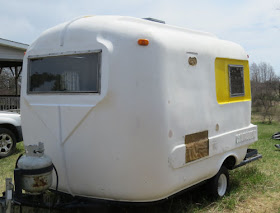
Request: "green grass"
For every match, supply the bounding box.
[1,121,280,212]
[0,142,25,193]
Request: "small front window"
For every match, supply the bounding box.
[228,65,244,97]
[28,51,101,93]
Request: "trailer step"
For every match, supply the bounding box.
[233,149,262,169]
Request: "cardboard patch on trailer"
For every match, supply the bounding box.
[185,131,209,163]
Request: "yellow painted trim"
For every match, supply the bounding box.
[215,58,251,104]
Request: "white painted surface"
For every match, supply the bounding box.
[0,111,21,126]
[0,45,25,61]
[0,38,28,50]
[21,16,258,202]
[0,38,28,61]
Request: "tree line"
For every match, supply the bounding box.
[250,62,280,123]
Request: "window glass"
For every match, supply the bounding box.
[228,65,244,97]
[28,52,101,93]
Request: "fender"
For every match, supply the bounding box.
[0,117,21,127]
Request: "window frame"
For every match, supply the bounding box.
[27,50,102,94]
[228,64,245,97]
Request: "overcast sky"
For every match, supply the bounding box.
[1,0,279,73]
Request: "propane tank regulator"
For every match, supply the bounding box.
[14,142,53,197]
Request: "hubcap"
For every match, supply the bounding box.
[0,134,13,155]
[217,173,227,196]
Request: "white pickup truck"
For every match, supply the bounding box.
[0,111,23,158]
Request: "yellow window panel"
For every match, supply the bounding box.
[215,58,251,104]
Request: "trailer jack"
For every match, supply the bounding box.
[0,179,14,213]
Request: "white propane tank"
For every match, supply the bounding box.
[17,142,53,194]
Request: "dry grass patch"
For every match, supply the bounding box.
[234,192,280,213]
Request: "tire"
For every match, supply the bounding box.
[209,166,229,198]
[0,128,17,158]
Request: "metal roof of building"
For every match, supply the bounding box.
[0,38,28,50]
[0,38,29,68]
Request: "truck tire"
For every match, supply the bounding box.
[0,128,17,158]
[209,166,229,198]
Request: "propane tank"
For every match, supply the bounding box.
[16,142,53,194]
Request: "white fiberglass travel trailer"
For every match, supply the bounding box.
[20,16,260,202]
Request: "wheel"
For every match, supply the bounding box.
[209,166,229,198]
[0,128,17,158]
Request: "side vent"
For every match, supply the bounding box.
[185,131,209,163]
[143,18,165,24]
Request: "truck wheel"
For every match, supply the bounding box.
[209,166,229,198]
[0,128,17,158]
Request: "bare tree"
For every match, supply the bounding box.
[0,69,14,95]
[8,67,22,95]
[0,67,22,95]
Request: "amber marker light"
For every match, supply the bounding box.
[138,39,149,46]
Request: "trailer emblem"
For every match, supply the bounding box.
[236,130,257,144]
[188,57,197,66]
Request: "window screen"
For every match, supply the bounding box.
[28,51,101,93]
[228,65,244,97]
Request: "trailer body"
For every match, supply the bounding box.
[21,16,258,202]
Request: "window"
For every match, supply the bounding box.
[215,58,251,104]
[228,65,244,97]
[28,51,101,93]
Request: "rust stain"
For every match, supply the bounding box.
[33,176,48,188]
[216,124,219,131]
[168,130,173,138]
